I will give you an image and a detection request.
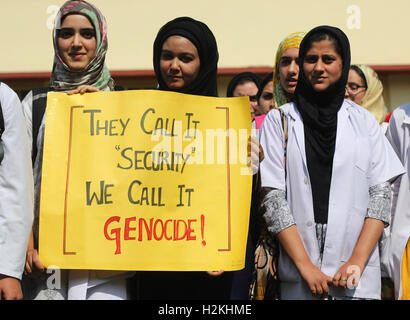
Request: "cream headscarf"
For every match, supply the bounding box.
[355,65,388,124]
[272,32,305,108]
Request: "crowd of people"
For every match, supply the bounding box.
[0,0,409,300]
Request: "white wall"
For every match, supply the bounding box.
[1,0,409,72]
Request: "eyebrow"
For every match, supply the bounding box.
[305,53,336,57]
[58,27,95,31]
[161,49,196,56]
[347,81,364,86]
[281,54,298,59]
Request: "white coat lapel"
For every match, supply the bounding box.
[331,103,352,171]
[328,103,354,205]
[288,104,307,170]
[403,113,410,125]
[327,102,355,220]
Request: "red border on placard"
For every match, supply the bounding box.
[216,106,232,252]
[63,105,84,255]
[60,104,233,254]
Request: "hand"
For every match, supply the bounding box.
[381,277,395,300]
[67,85,100,95]
[206,270,224,277]
[333,259,363,289]
[25,248,45,277]
[332,218,383,289]
[259,144,264,162]
[0,275,23,300]
[248,135,263,174]
[300,263,333,298]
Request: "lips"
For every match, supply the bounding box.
[313,76,327,83]
[69,52,86,60]
[286,78,297,86]
[168,75,182,81]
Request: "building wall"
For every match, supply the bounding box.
[1,0,409,109]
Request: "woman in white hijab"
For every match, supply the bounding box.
[346,65,389,130]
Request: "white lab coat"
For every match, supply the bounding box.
[0,83,34,280]
[383,103,410,300]
[259,99,404,299]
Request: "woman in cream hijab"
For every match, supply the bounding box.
[272,32,305,108]
[346,65,389,125]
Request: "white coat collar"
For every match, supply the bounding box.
[403,114,410,125]
[284,101,350,169]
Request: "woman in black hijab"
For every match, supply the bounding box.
[258,26,403,299]
[226,72,262,121]
[294,26,350,228]
[135,17,234,300]
[226,72,262,98]
[153,16,219,97]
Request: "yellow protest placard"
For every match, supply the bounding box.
[39,90,252,271]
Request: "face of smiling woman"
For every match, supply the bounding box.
[57,14,97,72]
[303,39,343,92]
[160,35,201,91]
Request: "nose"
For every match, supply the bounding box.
[250,100,258,114]
[169,58,180,73]
[288,60,298,75]
[314,58,324,72]
[72,32,82,48]
[171,58,178,68]
[344,87,349,99]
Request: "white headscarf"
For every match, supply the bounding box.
[356,65,388,124]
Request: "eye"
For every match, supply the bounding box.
[304,55,318,63]
[323,55,336,64]
[160,51,173,60]
[262,92,273,100]
[80,29,96,39]
[280,57,291,66]
[58,28,74,39]
[179,54,195,63]
[249,95,258,102]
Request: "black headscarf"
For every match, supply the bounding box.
[293,26,351,224]
[226,72,262,97]
[153,17,219,97]
[256,72,274,101]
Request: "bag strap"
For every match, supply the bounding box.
[277,108,288,169]
[31,87,52,166]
